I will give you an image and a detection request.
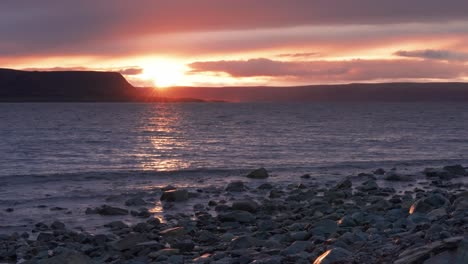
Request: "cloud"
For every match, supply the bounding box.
[2,1,468,57]
[394,49,468,62]
[21,66,143,75]
[277,52,321,59]
[189,58,468,83]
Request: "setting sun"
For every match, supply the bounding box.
[141,60,187,87]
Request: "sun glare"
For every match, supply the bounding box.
[141,60,186,88]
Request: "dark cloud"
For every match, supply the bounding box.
[394,49,468,61]
[1,1,468,57]
[21,66,143,75]
[277,52,321,58]
[189,58,468,82]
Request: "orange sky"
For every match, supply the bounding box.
[2,1,468,87]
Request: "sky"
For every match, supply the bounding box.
[2,0,468,87]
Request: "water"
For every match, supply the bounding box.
[1,102,468,232]
[0,103,467,177]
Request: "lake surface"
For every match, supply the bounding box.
[1,102,468,177]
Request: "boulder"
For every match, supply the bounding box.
[231,200,259,213]
[311,219,338,236]
[409,194,450,214]
[395,236,465,264]
[37,250,93,264]
[281,241,313,255]
[225,181,246,192]
[113,233,149,251]
[313,248,353,264]
[443,165,466,176]
[334,178,352,190]
[246,168,269,179]
[218,210,255,223]
[96,205,128,216]
[357,180,378,191]
[125,197,147,206]
[160,189,189,202]
[384,171,411,181]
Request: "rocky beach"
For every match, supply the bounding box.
[0,165,467,264]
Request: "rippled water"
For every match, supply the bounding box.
[1,102,467,177]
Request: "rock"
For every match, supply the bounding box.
[218,210,255,223]
[409,193,450,214]
[125,197,147,206]
[258,183,274,190]
[395,236,465,264]
[5,208,13,212]
[160,189,189,202]
[148,248,180,258]
[374,168,386,175]
[427,208,447,221]
[113,233,149,251]
[37,250,93,264]
[172,240,195,252]
[104,221,128,230]
[384,171,411,181]
[281,241,313,255]
[230,236,257,249]
[358,180,378,191]
[443,164,466,176]
[96,205,128,216]
[335,178,352,190]
[301,174,311,179]
[50,221,65,230]
[160,227,186,238]
[313,248,353,264]
[225,181,246,192]
[424,168,453,180]
[246,168,269,179]
[231,200,259,213]
[453,192,468,211]
[311,219,338,236]
[36,232,54,242]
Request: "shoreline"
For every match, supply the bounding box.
[0,165,467,263]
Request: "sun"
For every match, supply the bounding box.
[141,60,186,88]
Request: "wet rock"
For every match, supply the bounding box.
[36,232,54,242]
[37,250,93,264]
[409,193,450,214]
[148,248,180,258]
[225,181,246,192]
[394,236,465,264]
[160,227,186,238]
[230,236,257,249]
[301,174,311,179]
[218,210,255,223]
[113,233,149,251]
[443,164,466,176]
[334,178,352,190]
[5,208,13,212]
[258,183,274,190]
[313,248,353,264]
[247,168,269,179]
[311,219,338,237]
[50,221,65,230]
[424,168,453,180]
[232,200,259,213]
[160,189,189,202]
[357,180,378,191]
[453,192,468,211]
[172,240,195,252]
[281,241,313,255]
[374,168,386,175]
[95,205,129,216]
[125,197,147,206]
[384,171,411,181]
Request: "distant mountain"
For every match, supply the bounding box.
[0,69,204,102]
[3,68,468,102]
[163,83,468,102]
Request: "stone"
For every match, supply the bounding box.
[160,189,189,202]
[96,205,128,216]
[443,165,466,175]
[395,236,464,264]
[313,248,353,264]
[50,221,65,230]
[311,219,338,236]
[281,241,313,255]
[374,168,386,175]
[218,210,255,223]
[358,180,379,191]
[334,178,352,190]
[427,208,447,221]
[424,168,453,180]
[246,168,269,179]
[230,236,257,249]
[225,181,246,192]
[409,194,450,214]
[453,192,468,211]
[113,233,149,251]
[232,200,259,213]
[37,250,93,264]
[258,183,274,190]
[148,248,180,258]
[160,227,186,237]
[384,171,411,181]
[172,240,195,252]
[36,232,55,242]
[125,197,147,206]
